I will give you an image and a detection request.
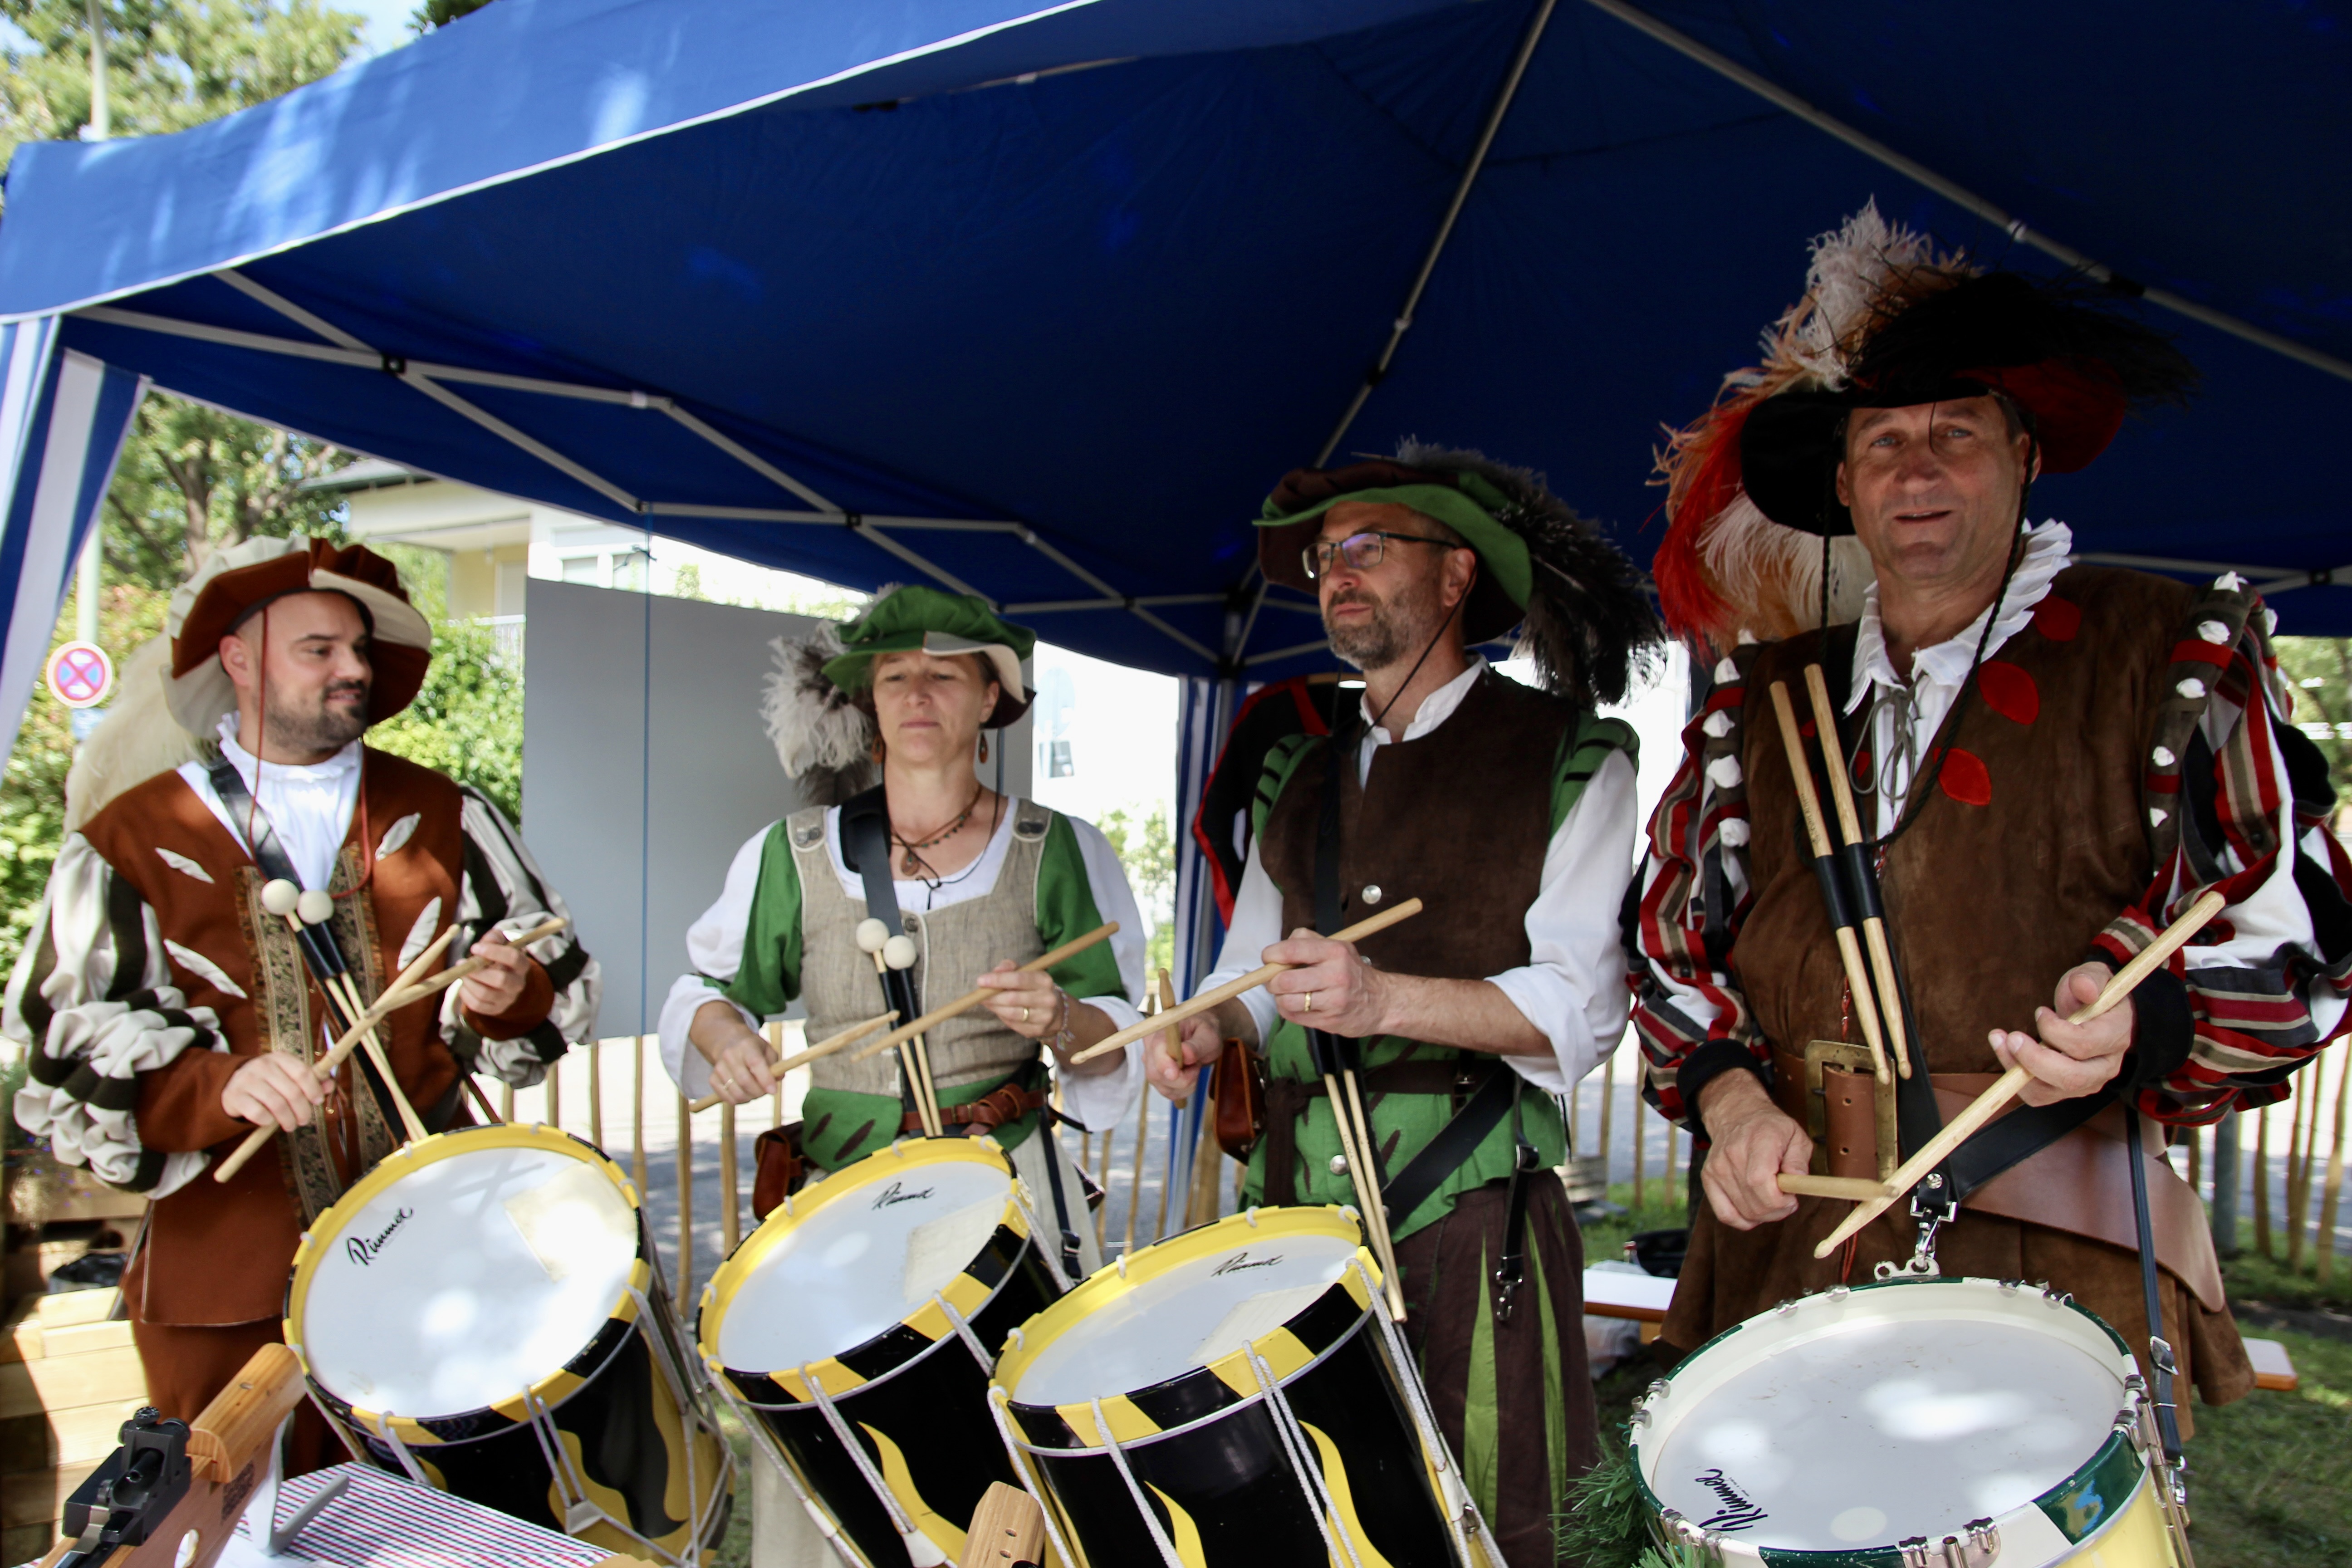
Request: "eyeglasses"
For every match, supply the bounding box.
[1301,531,1456,580]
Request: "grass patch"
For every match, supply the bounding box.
[2222,1244,2352,1316]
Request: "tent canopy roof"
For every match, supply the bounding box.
[5,0,2347,675]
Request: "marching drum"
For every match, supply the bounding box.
[285,1124,732,1565]
[1630,1276,2188,1567]
[991,1205,1497,1568]
[698,1136,1064,1567]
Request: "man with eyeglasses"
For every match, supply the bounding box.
[1147,442,1662,1563]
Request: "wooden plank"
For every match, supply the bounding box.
[2246,1335,2299,1392]
[36,1323,131,1361]
[42,1401,150,1468]
[1581,1268,1675,1323]
[0,1460,97,1529]
[0,1351,147,1421]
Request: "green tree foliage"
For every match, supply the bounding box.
[0,0,364,176]
[370,617,525,824]
[409,0,491,31]
[103,397,353,589]
[1099,802,1176,979]
[2276,637,2352,812]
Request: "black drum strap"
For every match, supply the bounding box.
[2126,1104,2185,1465]
[1494,1074,1537,1323]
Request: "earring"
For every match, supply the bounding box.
[978,734,990,763]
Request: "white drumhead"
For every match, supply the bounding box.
[1639,1280,2131,1552]
[296,1137,639,1419]
[715,1155,1015,1372]
[1008,1228,1361,1408]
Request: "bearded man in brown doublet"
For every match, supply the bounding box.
[6,537,598,1456]
[1628,212,2352,1428]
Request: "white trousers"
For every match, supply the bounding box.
[748,1127,1099,1567]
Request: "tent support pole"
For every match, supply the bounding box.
[1312,0,1562,465]
[1582,0,2352,389]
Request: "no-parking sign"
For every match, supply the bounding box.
[45,642,113,709]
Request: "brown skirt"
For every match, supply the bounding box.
[1392,1173,1597,1567]
[1665,1197,2253,1435]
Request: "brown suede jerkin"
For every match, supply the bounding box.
[1670,565,2255,1417]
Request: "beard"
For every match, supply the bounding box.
[264,673,371,754]
[1324,575,1445,672]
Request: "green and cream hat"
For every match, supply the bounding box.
[821,584,1036,728]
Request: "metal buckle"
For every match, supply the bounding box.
[1875,1188,1959,1281]
[1803,1038,1899,1181]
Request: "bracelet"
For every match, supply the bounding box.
[1046,987,1075,1055]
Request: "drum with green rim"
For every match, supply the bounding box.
[992,1205,1497,1568]
[1629,1275,2186,1566]
[284,1122,732,1565]
[697,1135,1063,1568]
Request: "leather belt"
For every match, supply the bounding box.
[897,1081,1048,1137]
[1767,1044,2224,1309]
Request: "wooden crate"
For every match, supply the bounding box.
[0,1288,146,1564]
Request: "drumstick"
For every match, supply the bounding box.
[1812,888,2227,1258]
[365,916,570,1015]
[866,944,942,1137]
[1069,899,1425,1065]
[326,969,431,1144]
[212,925,461,1183]
[1804,664,1914,1080]
[1330,1054,1407,1320]
[846,923,1122,1065]
[1768,683,1892,1084]
[1777,1173,1894,1201]
[255,885,434,1144]
[686,1010,898,1114]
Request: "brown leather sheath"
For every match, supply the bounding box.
[1770,1044,2223,1311]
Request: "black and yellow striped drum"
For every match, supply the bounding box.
[697,1136,1064,1567]
[990,1205,1498,1568]
[284,1123,732,1565]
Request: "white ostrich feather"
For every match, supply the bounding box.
[1695,494,1873,639]
[1782,200,1946,388]
[762,622,872,778]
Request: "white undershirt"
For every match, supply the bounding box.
[1842,520,2072,837]
[1200,657,1637,1095]
[179,715,362,889]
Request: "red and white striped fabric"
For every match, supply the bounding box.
[226,1464,615,1568]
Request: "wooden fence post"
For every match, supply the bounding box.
[676,1092,694,1303]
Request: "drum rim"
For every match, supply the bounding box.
[283,1122,651,1439]
[992,1204,1378,1449]
[1627,1274,2151,1562]
[696,1135,1028,1397]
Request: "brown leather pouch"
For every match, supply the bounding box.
[750,1122,808,1222]
[1210,1036,1265,1161]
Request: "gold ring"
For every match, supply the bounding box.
[1303,990,1314,1013]
[1020,1006,1030,1023]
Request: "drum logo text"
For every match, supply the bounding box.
[1212,1252,1282,1276]
[872,1181,935,1210]
[1691,1469,1766,1532]
[345,1206,416,1267]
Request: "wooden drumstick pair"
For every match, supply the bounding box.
[1764,672,1910,1083]
[855,918,943,1137]
[1811,888,2226,1256]
[686,1010,899,1114]
[213,916,568,1183]
[259,879,430,1143]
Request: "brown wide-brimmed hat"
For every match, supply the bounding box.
[165,536,432,736]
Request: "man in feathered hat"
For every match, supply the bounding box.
[1152,442,1662,1564]
[5,536,598,1456]
[1629,208,2352,1424]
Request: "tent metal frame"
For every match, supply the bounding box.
[78,275,1227,665]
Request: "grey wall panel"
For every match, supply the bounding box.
[520,580,1032,1036]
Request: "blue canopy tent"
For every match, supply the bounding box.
[0,0,2345,1009]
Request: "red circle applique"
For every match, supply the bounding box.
[1977,661,2040,725]
[1937,747,1992,806]
[2033,595,2082,642]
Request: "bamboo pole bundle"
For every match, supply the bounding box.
[1122,1079,1148,1259]
[1186,1110,1221,1229]
[545,1061,561,1133]
[676,1092,694,1303]
[1664,1120,1679,1207]
[502,1082,514,1122]
[2288,1082,2315,1270]
[587,1038,603,1150]
[1153,1105,1178,1244]
[720,1102,739,1257]
[2254,1101,2273,1260]
[2186,1123,2201,1195]
[1093,1112,1118,1253]
[631,1035,647,1194]
[2318,1051,2351,1285]
[1632,1102,1646,1209]
[1597,1054,1616,1175]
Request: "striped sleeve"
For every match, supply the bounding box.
[4,834,220,1196]
[1625,654,1764,1132]
[2096,588,2352,1124]
[448,789,601,1087]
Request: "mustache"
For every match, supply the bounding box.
[321,679,370,701]
[1325,588,1382,611]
